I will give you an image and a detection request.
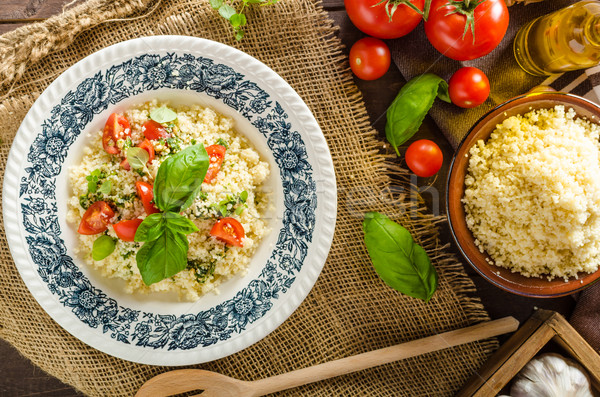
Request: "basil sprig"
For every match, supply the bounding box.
[385,73,450,155]
[363,212,438,302]
[135,144,209,285]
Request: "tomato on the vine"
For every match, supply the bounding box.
[349,37,391,81]
[405,140,443,177]
[210,217,245,247]
[345,0,424,39]
[424,0,509,61]
[78,201,115,235]
[448,67,490,108]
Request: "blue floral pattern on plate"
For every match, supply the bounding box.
[18,53,316,350]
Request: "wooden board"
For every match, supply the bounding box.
[458,310,600,397]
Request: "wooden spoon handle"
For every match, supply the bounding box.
[249,317,519,396]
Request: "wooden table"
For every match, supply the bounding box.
[0,1,576,395]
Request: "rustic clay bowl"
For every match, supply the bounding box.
[447,92,600,298]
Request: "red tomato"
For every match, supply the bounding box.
[210,217,245,247]
[121,139,155,170]
[344,0,424,39]
[136,181,160,215]
[113,218,143,242]
[449,67,490,108]
[424,0,509,61]
[102,113,130,155]
[204,145,227,183]
[78,201,115,235]
[405,140,443,177]
[142,120,170,140]
[349,37,391,81]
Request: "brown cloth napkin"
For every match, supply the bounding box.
[389,0,600,352]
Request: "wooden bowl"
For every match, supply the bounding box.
[447,92,600,298]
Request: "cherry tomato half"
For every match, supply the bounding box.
[113,218,143,242]
[210,217,245,247]
[121,139,156,170]
[142,120,170,140]
[136,181,160,215]
[448,67,490,109]
[204,144,227,183]
[344,0,424,39]
[102,113,130,155]
[78,201,115,235]
[349,37,391,81]
[405,140,443,178]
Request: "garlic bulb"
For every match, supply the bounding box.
[510,353,593,397]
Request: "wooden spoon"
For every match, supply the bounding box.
[136,316,518,397]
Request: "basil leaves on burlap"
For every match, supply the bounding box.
[363,212,438,302]
[385,73,450,155]
[135,144,208,285]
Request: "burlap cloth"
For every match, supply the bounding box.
[0,0,497,395]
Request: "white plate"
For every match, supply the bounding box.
[2,36,336,365]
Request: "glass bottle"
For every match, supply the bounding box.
[514,1,600,76]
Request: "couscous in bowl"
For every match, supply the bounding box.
[447,92,600,297]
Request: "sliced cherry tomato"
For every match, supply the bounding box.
[344,0,424,39]
[210,217,245,247]
[102,113,130,155]
[204,144,227,183]
[113,218,143,242]
[349,37,391,81]
[424,0,509,61]
[142,120,170,140]
[136,181,160,215]
[121,139,155,170]
[78,201,115,235]
[449,67,490,109]
[405,139,443,178]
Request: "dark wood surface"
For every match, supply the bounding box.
[0,1,576,396]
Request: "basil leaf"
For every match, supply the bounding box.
[153,144,209,212]
[136,228,189,286]
[164,212,199,234]
[126,147,149,170]
[219,4,236,19]
[134,213,165,242]
[239,190,248,203]
[385,73,450,156]
[149,106,177,124]
[98,180,112,195]
[92,235,116,261]
[210,0,223,8]
[363,212,438,302]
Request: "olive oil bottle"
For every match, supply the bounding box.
[514,1,600,76]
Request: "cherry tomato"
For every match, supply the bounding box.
[448,67,490,108]
[344,0,424,39]
[204,144,227,183]
[136,181,160,215]
[210,217,245,247]
[142,120,170,140]
[78,201,115,235]
[349,37,391,81]
[405,139,443,177]
[102,113,130,155]
[121,139,155,170]
[424,0,509,61]
[113,218,143,242]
